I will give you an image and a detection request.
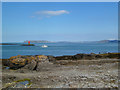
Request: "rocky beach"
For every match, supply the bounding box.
[1,53,120,89]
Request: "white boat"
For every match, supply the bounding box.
[41,45,48,48]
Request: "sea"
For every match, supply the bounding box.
[0,42,118,59]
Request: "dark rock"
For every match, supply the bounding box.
[95,55,102,59]
[82,54,95,60]
[2,59,10,66]
[55,55,74,60]
[74,54,84,60]
[47,56,56,62]
[107,53,120,59]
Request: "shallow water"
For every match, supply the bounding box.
[1,42,118,59]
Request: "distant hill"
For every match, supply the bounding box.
[98,40,119,43]
[24,40,119,43]
[24,40,52,43]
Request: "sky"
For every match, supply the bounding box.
[2,2,118,42]
[1,0,120,2]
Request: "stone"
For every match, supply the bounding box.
[23,60,37,70]
[36,55,48,62]
[9,58,27,69]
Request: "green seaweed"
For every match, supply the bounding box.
[4,78,32,88]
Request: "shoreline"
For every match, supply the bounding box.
[1,52,120,70]
[1,52,120,59]
[1,52,120,60]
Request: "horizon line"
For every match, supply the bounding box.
[1,39,119,43]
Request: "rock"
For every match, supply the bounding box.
[22,60,37,70]
[95,55,102,59]
[74,54,84,59]
[9,58,27,69]
[2,59,10,66]
[74,54,95,60]
[2,55,49,70]
[83,54,95,60]
[2,74,16,84]
[47,56,56,62]
[105,53,120,59]
[2,53,120,71]
[55,55,74,60]
[9,55,22,59]
[36,55,48,62]
[20,55,49,71]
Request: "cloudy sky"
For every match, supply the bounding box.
[2,2,118,42]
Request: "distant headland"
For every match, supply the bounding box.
[0,39,119,45]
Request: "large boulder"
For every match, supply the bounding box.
[22,60,37,70]
[19,55,48,71]
[74,54,84,60]
[9,58,27,69]
[36,55,48,62]
[3,55,36,70]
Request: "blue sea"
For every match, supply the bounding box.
[0,42,118,59]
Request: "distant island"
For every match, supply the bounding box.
[0,43,19,45]
[24,40,52,43]
[21,44,35,46]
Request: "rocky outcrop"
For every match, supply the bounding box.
[2,55,48,70]
[2,53,120,70]
[55,55,74,60]
[74,54,95,60]
[54,53,120,60]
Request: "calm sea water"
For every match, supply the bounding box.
[1,42,118,59]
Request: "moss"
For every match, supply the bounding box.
[14,78,32,86]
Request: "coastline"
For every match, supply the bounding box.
[1,53,120,70]
[2,52,120,59]
[1,42,118,59]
